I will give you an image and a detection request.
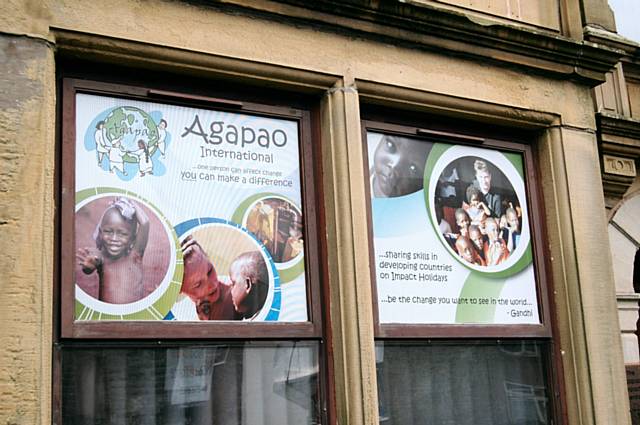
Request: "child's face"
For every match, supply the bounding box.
[181,244,221,317]
[485,219,499,242]
[507,210,519,230]
[99,209,134,258]
[456,238,475,263]
[499,215,508,229]
[138,140,145,149]
[456,212,470,230]
[470,194,480,207]
[469,228,483,250]
[373,137,429,197]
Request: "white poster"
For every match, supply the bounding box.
[74,94,307,322]
[367,131,539,324]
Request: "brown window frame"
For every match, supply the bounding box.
[361,108,566,423]
[362,118,553,339]
[54,65,336,425]
[59,77,325,340]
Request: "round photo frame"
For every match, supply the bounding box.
[173,218,281,321]
[424,145,533,278]
[231,193,305,284]
[74,188,182,320]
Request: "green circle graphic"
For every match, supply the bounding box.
[423,144,532,279]
[231,193,305,283]
[75,187,183,321]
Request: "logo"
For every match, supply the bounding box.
[88,106,170,179]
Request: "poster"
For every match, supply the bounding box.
[367,131,539,324]
[74,93,307,322]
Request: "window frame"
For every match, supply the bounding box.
[59,78,325,340]
[360,110,568,425]
[361,118,554,339]
[360,109,566,423]
[54,68,335,425]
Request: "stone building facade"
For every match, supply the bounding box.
[1,0,638,424]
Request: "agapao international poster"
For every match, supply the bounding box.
[74,94,307,322]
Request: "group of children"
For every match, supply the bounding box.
[94,119,167,177]
[440,189,522,267]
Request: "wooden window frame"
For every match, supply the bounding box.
[361,118,554,339]
[59,78,325,340]
[54,67,336,425]
[361,110,566,422]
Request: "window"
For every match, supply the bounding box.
[55,76,328,424]
[362,114,562,424]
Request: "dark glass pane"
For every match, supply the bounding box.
[61,342,320,425]
[375,341,550,425]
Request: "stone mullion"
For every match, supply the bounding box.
[321,80,378,425]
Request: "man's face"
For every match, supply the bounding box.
[181,242,221,317]
[229,264,251,315]
[476,169,492,194]
[99,209,134,259]
[373,137,429,197]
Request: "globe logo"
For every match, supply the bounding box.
[93,106,168,178]
[104,107,159,161]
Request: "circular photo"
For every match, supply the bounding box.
[243,197,303,264]
[75,195,173,305]
[430,149,530,273]
[173,221,278,322]
[368,132,432,198]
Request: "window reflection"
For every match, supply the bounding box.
[61,342,320,425]
[375,341,550,425]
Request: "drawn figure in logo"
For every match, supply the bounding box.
[132,139,154,177]
[108,136,127,175]
[94,121,109,165]
[370,135,430,198]
[228,251,269,320]
[180,236,239,321]
[157,119,168,158]
[76,198,150,304]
